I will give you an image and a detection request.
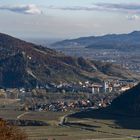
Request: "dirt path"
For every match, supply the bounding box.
[17,112,29,119]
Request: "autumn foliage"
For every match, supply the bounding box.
[0,118,27,140]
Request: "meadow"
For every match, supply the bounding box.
[0,99,140,140]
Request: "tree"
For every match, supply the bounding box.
[0,118,27,140]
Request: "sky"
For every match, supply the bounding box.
[0,0,140,40]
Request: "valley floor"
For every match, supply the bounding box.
[0,99,140,140]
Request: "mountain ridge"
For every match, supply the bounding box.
[0,33,138,88]
[52,31,140,50]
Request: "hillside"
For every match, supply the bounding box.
[52,31,140,51]
[70,83,140,119]
[108,83,140,115]
[0,33,138,88]
[67,83,140,132]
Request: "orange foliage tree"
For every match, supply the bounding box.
[0,118,27,140]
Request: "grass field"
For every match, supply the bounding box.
[0,99,140,140]
[21,111,140,140]
[21,126,133,140]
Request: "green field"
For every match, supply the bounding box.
[20,112,140,140]
[7,110,140,140]
[0,99,140,140]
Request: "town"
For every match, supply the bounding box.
[0,79,138,112]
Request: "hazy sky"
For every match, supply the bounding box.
[0,0,140,39]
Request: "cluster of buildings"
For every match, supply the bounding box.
[54,79,138,94]
[0,79,138,113]
[90,79,137,94]
[0,79,138,99]
[22,98,111,112]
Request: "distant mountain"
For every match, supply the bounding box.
[52,31,140,50]
[0,33,138,88]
